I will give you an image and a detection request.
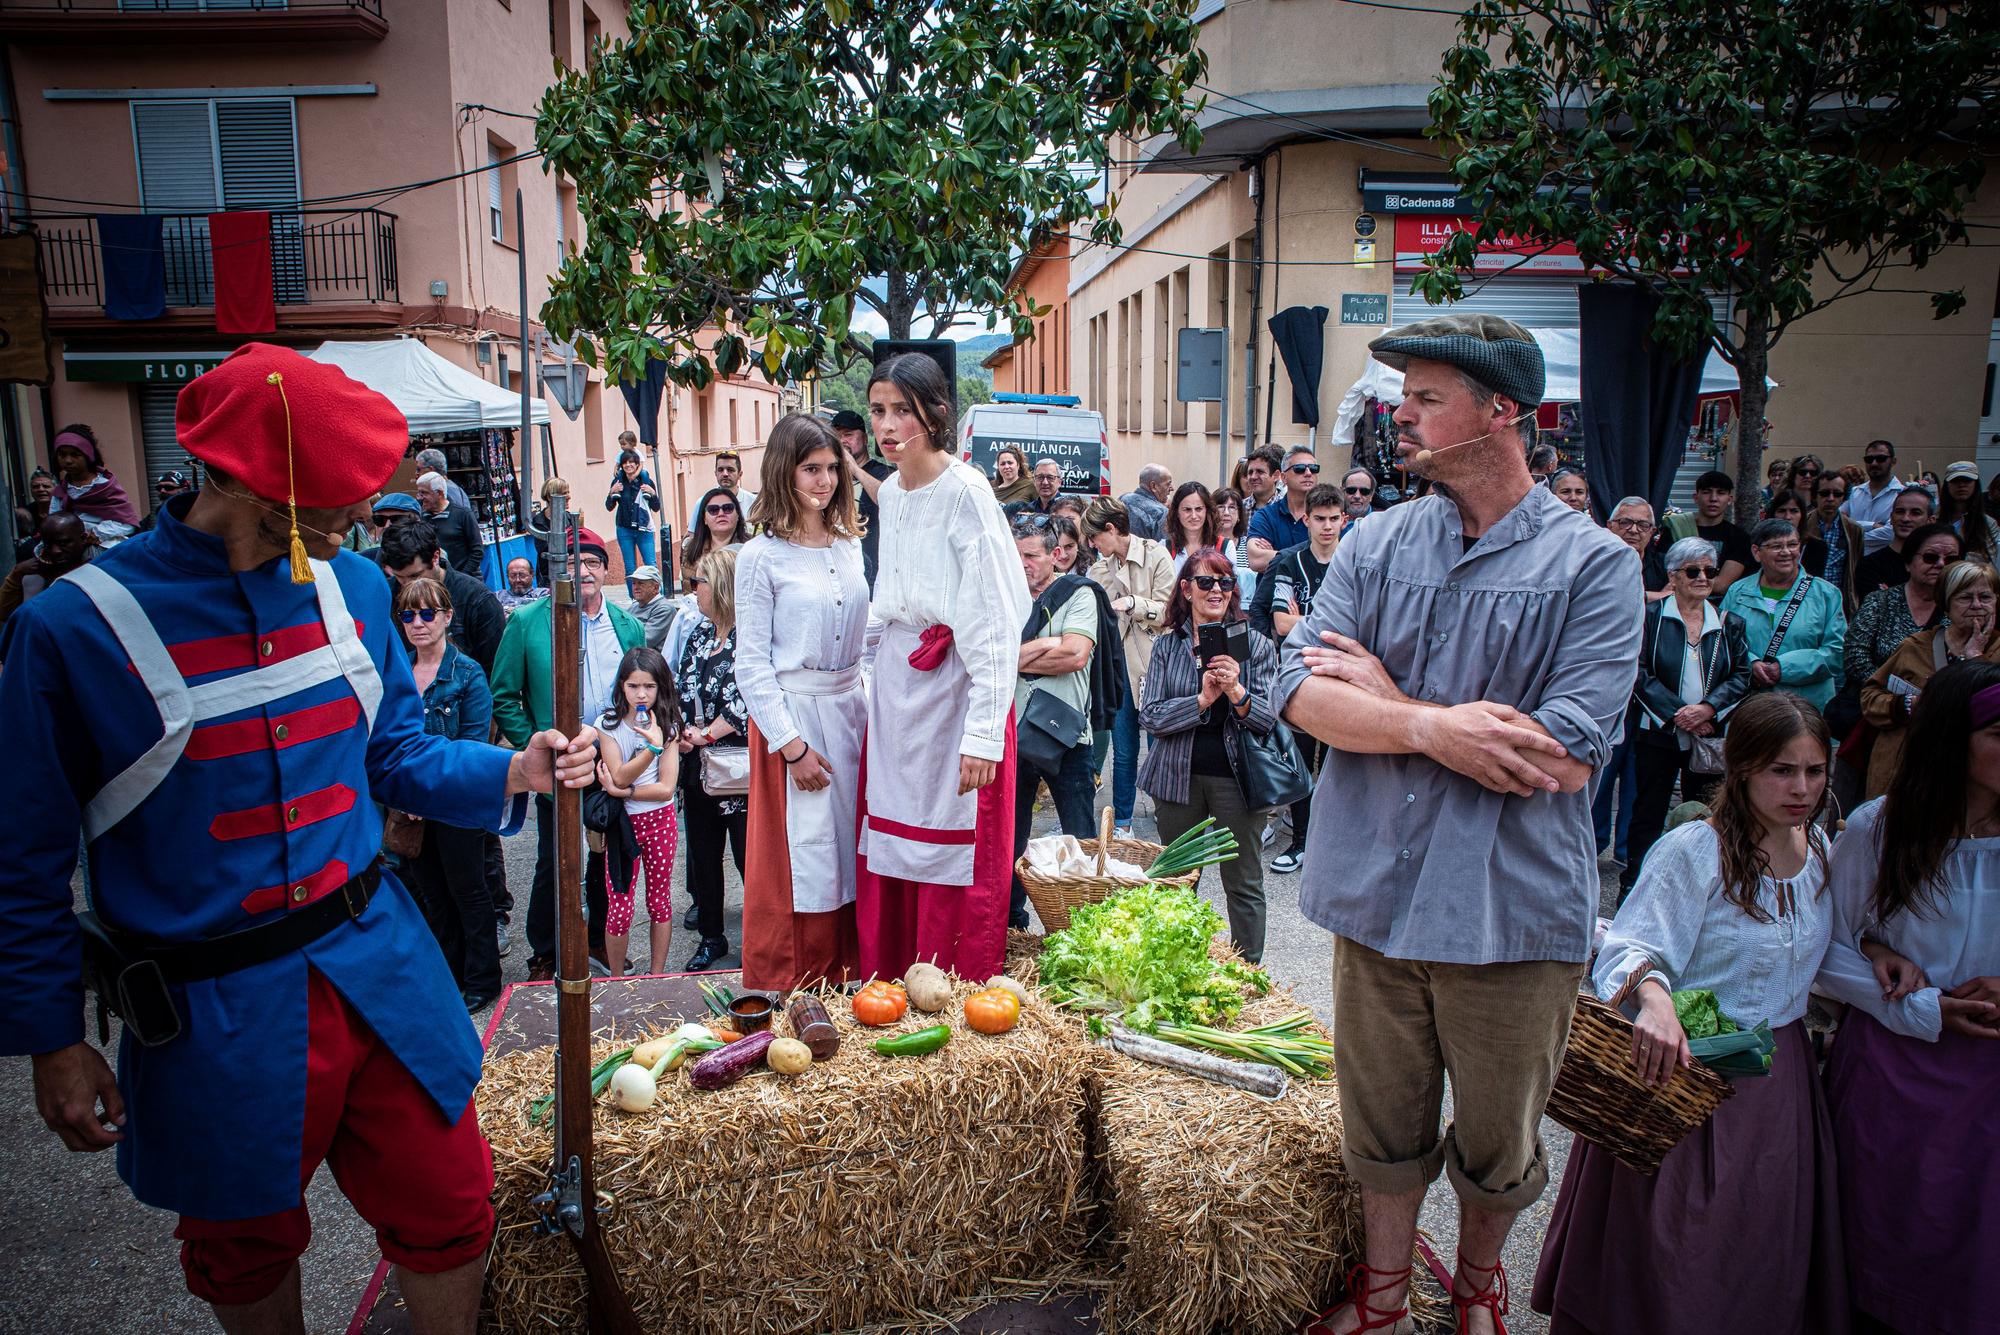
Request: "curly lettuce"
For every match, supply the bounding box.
[1037,884,1270,1031]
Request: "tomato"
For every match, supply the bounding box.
[852,980,908,1027]
[963,987,1020,1035]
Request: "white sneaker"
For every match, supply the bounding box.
[1113,826,1134,841]
[497,921,513,957]
[1260,823,1278,848]
[1270,847,1305,875]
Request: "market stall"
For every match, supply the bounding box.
[307,338,549,589]
[347,874,1418,1335]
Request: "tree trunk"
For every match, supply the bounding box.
[1732,306,1770,528]
[883,265,916,341]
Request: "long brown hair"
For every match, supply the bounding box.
[751,413,860,541]
[681,485,749,581]
[1167,481,1216,555]
[1873,658,2000,922]
[1706,692,1830,920]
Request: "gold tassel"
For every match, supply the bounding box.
[267,370,314,585]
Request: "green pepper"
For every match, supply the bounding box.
[872,1024,952,1057]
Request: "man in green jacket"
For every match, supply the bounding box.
[1718,517,1847,712]
[491,528,646,979]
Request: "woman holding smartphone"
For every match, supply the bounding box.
[1137,547,1282,963]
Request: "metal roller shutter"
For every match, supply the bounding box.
[1392,276,1730,331]
[139,386,194,499]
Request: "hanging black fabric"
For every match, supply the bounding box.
[1578,284,1708,522]
[617,356,672,447]
[1267,305,1330,426]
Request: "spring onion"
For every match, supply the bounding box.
[1146,817,1240,878]
[697,980,736,1018]
[529,1045,633,1126]
[1153,1012,1335,1078]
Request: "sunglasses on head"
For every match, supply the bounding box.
[1287,463,1321,475]
[397,608,441,624]
[1189,574,1237,592]
[1013,514,1055,533]
[1677,565,1718,579]
[706,502,737,516]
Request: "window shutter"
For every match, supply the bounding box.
[216,98,302,303]
[133,100,217,305]
[488,143,504,240]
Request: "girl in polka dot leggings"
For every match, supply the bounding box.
[596,647,683,975]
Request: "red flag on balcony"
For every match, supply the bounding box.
[208,211,274,335]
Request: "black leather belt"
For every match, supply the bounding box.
[89,861,382,986]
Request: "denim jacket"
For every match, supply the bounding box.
[417,644,493,742]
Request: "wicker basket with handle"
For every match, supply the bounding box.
[1016,807,1198,935]
[1544,989,1736,1175]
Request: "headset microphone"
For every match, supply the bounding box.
[1406,410,1534,470]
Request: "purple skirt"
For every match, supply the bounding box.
[1826,1007,2000,1335]
[1531,1020,1848,1335]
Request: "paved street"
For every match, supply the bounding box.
[0,793,1618,1333]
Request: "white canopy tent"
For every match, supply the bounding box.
[307,337,549,435]
[1331,329,1771,445]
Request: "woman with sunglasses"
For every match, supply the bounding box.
[1780,452,1825,499]
[1858,560,2000,799]
[1845,522,1962,709]
[1137,548,1283,962]
[1624,538,1754,880]
[393,575,502,1010]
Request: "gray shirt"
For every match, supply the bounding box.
[1275,486,1643,965]
[630,591,677,650]
[1120,489,1167,541]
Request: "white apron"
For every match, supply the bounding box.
[778,664,868,913]
[860,620,981,886]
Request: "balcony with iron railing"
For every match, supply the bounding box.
[0,0,386,41]
[38,208,402,330]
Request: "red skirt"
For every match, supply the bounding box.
[741,719,859,991]
[853,712,1017,983]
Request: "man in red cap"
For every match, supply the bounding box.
[0,343,599,1332]
[491,524,645,978]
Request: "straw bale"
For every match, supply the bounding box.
[478,971,1097,1335]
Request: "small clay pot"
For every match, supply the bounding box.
[726,993,774,1033]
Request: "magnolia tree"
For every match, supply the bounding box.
[1417,0,2000,521]
[536,0,1208,389]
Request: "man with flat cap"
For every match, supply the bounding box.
[1277,314,1641,1335]
[0,343,599,1333]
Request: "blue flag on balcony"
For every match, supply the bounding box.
[96,214,165,321]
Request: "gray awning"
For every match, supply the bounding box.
[1138,85,1435,173]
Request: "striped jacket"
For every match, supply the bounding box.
[1136,621,1281,806]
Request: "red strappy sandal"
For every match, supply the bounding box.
[1451,1251,1509,1335]
[1301,1262,1415,1335]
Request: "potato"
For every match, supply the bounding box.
[632,1036,676,1068]
[905,964,953,1014]
[984,975,1031,1007]
[766,1037,813,1076]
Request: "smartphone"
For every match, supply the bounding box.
[1196,622,1248,667]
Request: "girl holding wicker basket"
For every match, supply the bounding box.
[1531,691,1849,1335]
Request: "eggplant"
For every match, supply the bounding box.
[688,1029,776,1091]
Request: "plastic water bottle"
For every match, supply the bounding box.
[635,705,650,730]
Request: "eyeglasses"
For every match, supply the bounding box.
[1916,551,1957,566]
[1864,455,1893,465]
[1816,488,1845,499]
[1794,466,1821,477]
[1189,574,1237,592]
[1676,566,1719,579]
[1609,517,1654,531]
[578,555,606,571]
[705,502,738,516]
[397,608,441,624]
[1343,485,1374,496]
[1287,463,1321,475]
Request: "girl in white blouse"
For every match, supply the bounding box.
[1533,693,1848,1335]
[735,415,870,991]
[1815,659,2000,1335]
[854,353,1030,984]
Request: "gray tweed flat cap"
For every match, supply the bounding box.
[1368,312,1545,408]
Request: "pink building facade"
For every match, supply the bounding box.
[2,0,782,582]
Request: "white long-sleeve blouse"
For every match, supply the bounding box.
[1594,819,1833,1030]
[867,459,1031,762]
[733,533,870,755]
[1814,797,2000,1041]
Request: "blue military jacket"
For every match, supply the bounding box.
[0,497,524,1219]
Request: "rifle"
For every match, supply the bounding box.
[529,478,642,1334]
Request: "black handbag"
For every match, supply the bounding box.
[1017,686,1089,772]
[1236,717,1315,811]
